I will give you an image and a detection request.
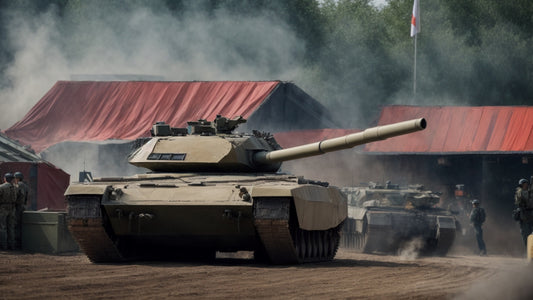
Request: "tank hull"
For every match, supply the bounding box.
[66,174,346,264]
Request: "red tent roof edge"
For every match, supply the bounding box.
[365,105,533,153]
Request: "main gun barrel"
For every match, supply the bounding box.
[254,118,426,164]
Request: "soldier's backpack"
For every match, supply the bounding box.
[478,208,486,223]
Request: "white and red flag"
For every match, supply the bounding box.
[410,0,420,37]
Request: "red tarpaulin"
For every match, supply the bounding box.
[6,81,279,152]
[365,106,533,153]
[0,162,70,210]
[274,129,360,148]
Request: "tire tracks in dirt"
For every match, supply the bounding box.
[0,250,528,299]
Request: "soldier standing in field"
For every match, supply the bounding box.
[14,172,28,249]
[0,173,17,250]
[515,178,533,249]
[469,199,487,256]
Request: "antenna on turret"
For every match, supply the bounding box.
[78,156,93,183]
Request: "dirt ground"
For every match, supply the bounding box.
[1,249,531,299]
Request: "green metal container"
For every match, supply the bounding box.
[22,211,79,254]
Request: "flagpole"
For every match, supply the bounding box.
[411,0,419,102]
[413,33,417,101]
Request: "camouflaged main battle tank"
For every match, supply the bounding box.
[65,115,426,264]
[341,182,457,256]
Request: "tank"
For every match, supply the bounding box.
[341,182,458,256]
[65,115,426,264]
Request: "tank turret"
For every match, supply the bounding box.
[129,115,426,172]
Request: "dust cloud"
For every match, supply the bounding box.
[456,264,533,300]
[397,238,424,260]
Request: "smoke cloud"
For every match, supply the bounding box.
[0,1,307,130]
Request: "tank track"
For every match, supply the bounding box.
[342,219,364,251]
[67,196,123,263]
[253,197,342,264]
[341,218,388,253]
[358,225,389,253]
[69,219,123,262]
[433,228,456,256]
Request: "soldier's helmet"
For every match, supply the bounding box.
[471,199,480,205]
[4,173,14,182]
[519,178,529,186]
[14,172,23,180]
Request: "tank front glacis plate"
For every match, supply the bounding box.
[106,185,247,204]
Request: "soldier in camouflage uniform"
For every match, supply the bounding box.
[0,173,17,250]
[515,178,533,248]
[14,172,28,249]
[469,199,486,256]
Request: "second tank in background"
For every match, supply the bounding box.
[341,181,459,256]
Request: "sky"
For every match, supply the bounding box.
[319,0,389,8]
[372,0,388,7]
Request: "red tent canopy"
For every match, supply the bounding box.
[365,106,533,153]
[274,128,360,149]
[6,81,279,152]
